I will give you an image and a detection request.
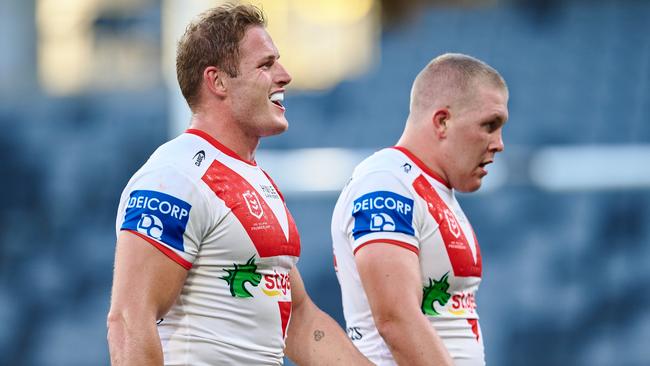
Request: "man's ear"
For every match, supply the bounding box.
[203,66,227,98]
[432,108,451,139]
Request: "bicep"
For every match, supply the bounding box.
[289,266,309,312]
[110,231,188,320]
[355,243,423,320]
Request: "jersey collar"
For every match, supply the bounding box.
[391,146,451,189]
[186,129,257,166]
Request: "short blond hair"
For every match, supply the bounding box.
[410,53,507,113]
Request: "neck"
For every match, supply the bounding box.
[189,110,260,163]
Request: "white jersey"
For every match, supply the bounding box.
[331,147,484,366]
[115,129,300,365]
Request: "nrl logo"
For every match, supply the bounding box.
[242,190,264,219]
[421,272,451,316]
[444,209,461,238]
[221,255,262,298]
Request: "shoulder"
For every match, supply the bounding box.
[143,133,213,177]
[346,148,418,194]
[334,148,418,222]
[353,148,411,178]
[120,133,218,215]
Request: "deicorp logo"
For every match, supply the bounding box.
[370,213,395,231]
[352,191,414,239]
[137,214,164,240]
[121,190,191,252]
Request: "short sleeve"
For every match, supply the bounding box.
[115,166,209,269]
[341,171,420,255]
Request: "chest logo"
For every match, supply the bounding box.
[242,190,264,219]
[444,208,462,239]
[412,175,482,277]
[421,272,451,316]
[260,184,280,199]
[202,159,301,258]
[221,255,262,298]
[262,270,291,297]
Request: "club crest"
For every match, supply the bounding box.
[242,190,264,219]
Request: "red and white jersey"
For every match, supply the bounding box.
[115,129,300,365]
[331,146,484,366]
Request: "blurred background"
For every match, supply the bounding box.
[1,0,649,365]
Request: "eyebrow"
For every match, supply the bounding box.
[491,111,508,124]
[258,54,279,64]
[483,114,502,124]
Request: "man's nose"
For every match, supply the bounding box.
[490,132,504,153]
[275,62,292,87]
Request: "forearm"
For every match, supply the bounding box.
[107,311,163,366]
[285,304,373,365]
[377,314,453,366]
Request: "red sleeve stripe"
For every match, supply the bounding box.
[353,239,419,256]
[125,230,193,270]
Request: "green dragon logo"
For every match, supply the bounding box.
[221,255,262,298]
[421,272,451,316]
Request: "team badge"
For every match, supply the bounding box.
[242,190,264,219]
[444,208,461,238]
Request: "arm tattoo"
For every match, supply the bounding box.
[313,329,325,341]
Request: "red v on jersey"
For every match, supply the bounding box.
[412,175,482,278]
[278,301,292,339]
[202,159,301,258]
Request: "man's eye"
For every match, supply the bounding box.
[484,121,500,132]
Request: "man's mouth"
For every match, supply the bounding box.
[269,91,285,110]
[478,160,493,169]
